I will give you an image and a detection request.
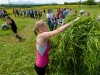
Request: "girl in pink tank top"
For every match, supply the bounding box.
[33,17,80,75]
[36,40,50,67]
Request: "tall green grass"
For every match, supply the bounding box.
[50,15,100,75]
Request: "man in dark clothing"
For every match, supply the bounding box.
[6,16,21,39]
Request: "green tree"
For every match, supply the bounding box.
[86,0,96,7]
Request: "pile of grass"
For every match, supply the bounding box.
[49,15,100,75]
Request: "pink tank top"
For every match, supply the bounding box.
[36,40,50,67]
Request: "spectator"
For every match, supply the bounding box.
[58,13,65,26]
[46,10,53,31]
[79,9,84,16]
[52,14,58,30]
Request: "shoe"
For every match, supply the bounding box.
[18,37,22,39]
[15,35,19,38]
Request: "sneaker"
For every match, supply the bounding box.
[15,35,19,38]
[18,37,22,39]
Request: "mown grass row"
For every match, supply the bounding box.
[49,15,100,75]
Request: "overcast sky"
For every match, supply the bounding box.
[0,0,99,4]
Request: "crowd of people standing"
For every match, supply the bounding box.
[0,9,8,20]
[1,7,78,31]
[46,8,78,31]
[12,8,45,19]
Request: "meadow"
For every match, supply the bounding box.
[0,5,100,75]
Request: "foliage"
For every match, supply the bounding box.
[64,1,97,5]
[49,15,100,75]
[86,0,96,6]
[0,4,58,8]
[0,2,99,8]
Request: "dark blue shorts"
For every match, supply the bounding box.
[34,64,47,75]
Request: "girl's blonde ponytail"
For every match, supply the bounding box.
[33,28,37,36]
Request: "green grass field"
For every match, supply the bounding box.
[0,5,100,75]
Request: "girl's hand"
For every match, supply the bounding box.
[73,17,80,22]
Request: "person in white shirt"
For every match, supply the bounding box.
[97,15,100,22]
[52,14,58,30]
[79,9,84,16]
[19,10,23,17]
[46,9,53,31]
[58,13,65,26]
[69,9,74,15]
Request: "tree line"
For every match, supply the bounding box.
[0,0,100,8]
